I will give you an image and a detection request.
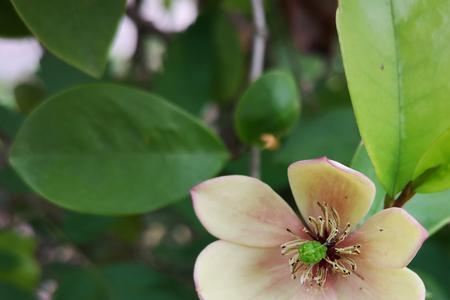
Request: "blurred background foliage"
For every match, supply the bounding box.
[0,0,448,299]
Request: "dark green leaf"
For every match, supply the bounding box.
[153,14,214,114]
[10,84,228,215]
[0,282,36,300]
[12,0,125,77]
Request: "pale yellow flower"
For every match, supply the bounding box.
[192,158,427,299]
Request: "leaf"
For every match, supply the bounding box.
[9,84,228,215]
[0,0,30,37]
[153,10,245,113]
[0,106,24,139]
[38,53,95,96]
[234,70,300,145]
[212,13,244,102]
[351,144,450,234]
[337,0,450,196]
[0,282,36,300]
[413,128,450,193]
[351,143,384,222]
[11,0,125,77]
[153,14,214,114]
[51,263,195,300]
[0,231,40,290]
[277,107,359,166]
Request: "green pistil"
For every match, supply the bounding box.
[298,241,327,264]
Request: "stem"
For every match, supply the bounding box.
[392,182,415,208]
[249,0,268,178]
[250,146,261,178]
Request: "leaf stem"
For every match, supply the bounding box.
[387,182,416,208]
[249,0,267,179]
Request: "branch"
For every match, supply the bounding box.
[249,0,268,178]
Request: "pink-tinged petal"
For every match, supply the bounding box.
[334,264,425,300]
[288,158,375,231]
[191,176,306,248]
[194,241,337,300]
[343,208,428,268]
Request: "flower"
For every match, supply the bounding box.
[191,158,428,299]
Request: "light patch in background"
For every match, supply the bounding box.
[110,16,138,62]
[109,16,138,77]
[0,38,42,85]
[140,0,198,33]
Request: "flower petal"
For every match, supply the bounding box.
[194,241,337,300]
[342,208,428,268]
[191,175,306,248]
[288,158,375,231]
[334,264,425,300]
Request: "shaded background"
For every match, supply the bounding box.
[0,0,449,299]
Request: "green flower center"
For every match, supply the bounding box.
[298,241,327,264]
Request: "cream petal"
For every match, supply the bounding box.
[342,208,428,268]
[194,241,337,300]
[288,158,375,231]
[335,264,425,300]
[191,175,306,248]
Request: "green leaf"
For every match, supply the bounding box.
[0,282,36,300]
[337,0,450,196]
[234,70,300,145]
[351,144,450,234]
[413,128,450,193]
[38,53,95,96]
[212,13,244,102]
[351,143,384,222]
[0,0,29,37]
[277,107,359,166]
[51,263,195,300]
[153,14,214,114]
[0,231,40,290]
[9,84,228,215]
[0,106,24,139]
[11,0,125,77]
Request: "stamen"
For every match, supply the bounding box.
[325,228,339,244]
[300,264,314,284]
[331,207,340,228]
[308,217,319,237]
[318,216,325,238]
[340,256,357,271]
[335,223,351,244]
[281,203,361,287]
[317,202,330,233]
[335,245,361,255]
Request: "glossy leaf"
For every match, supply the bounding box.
[278,107,359,166]
[0,0,29,37]
[12,0,125,77]
[351,144,450,234]
[413,128,450,193]
[235,70,300,145]
[337,0,450,195]
[10,84,228,215]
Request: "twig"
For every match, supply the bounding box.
[249,0,268,179]
[392,182,415,208]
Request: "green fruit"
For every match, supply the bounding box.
[234,70,300,146]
